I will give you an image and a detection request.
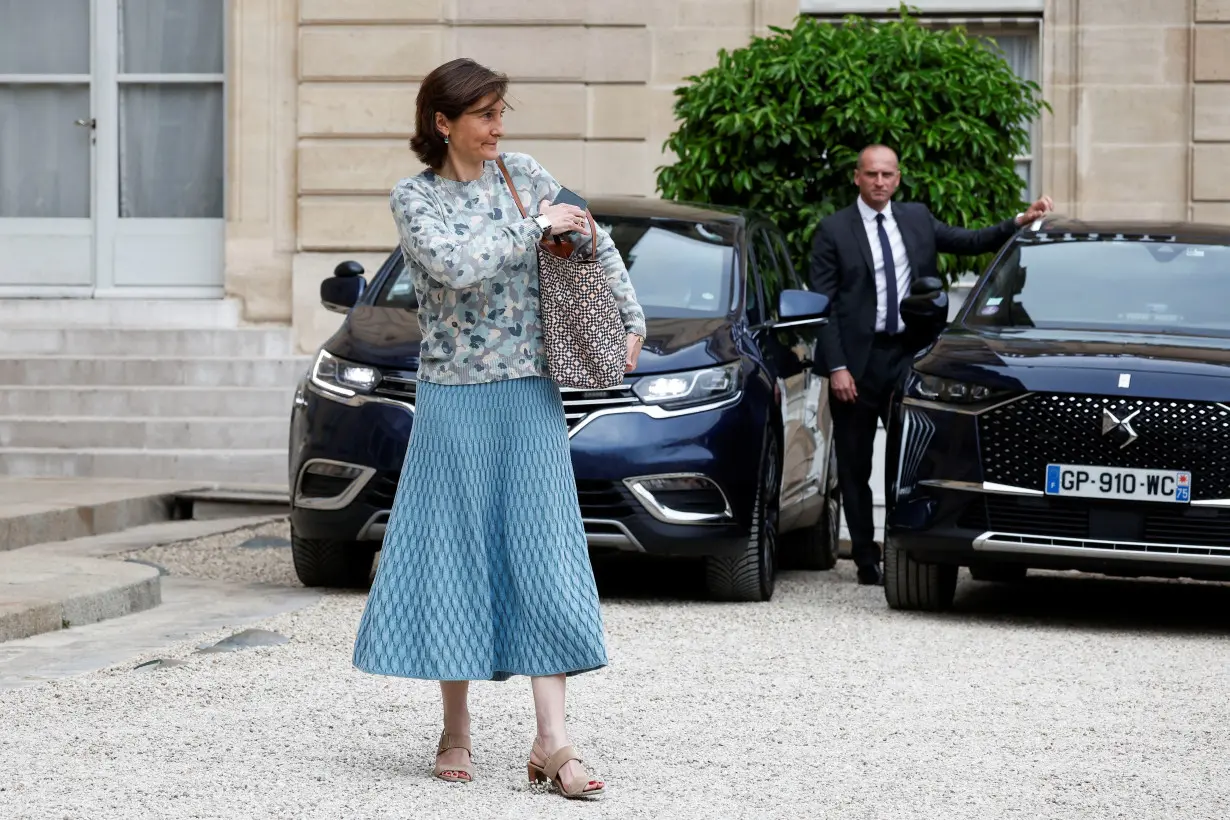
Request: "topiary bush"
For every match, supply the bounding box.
[655,5,1048,284]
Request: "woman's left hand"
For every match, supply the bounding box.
[538,199,589,236]
[626,333,643,372]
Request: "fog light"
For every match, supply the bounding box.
[305,462,364,480]
[636,476,712,493]
[623,473,733,525]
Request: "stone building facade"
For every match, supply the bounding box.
[3,1,1226,350]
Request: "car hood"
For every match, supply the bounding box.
[322,307,738,375]
[918,327,1230,401]
[323,306,423,370]
[636,317,740,373]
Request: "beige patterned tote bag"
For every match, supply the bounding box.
[497,158,625,390]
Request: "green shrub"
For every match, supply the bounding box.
[655,4,1048,284]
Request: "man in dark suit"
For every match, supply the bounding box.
[809,144,1052,585]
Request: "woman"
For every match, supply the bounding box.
[351,57,646,800]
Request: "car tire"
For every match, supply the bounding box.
[705,428,779,602]
[969,565,1028,583]
[780,447,841,571]
[883,535,958,612]
[291,531,376,589]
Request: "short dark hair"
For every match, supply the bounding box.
[411,58,509,169]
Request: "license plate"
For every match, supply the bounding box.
[1045,464,1191,503]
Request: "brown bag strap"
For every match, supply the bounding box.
[495,155,598,260]
[496,156,527,218]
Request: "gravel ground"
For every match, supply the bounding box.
[115,518,300,586]
[4,526,1230,819]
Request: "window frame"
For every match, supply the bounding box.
[770,229,805,291]
[744,226,773,327]
[749,223,790,324]
[799,1,1042,13]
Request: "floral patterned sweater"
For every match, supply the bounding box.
[390,152,646,386]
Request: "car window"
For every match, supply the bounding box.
[772,231,804,290]
[591,215,736,318]
[749,227,784,322]
[965,238,1230,336]
[373,254,417,309]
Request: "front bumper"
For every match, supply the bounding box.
[288,382,410,544]
[887,394,1230,580]
[289,382,762,559]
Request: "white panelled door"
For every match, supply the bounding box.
[0,0,225,298]
[0,0,94,291]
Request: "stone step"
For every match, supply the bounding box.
[0,515,297,650]
[0,417,289,451]
[0,549,162,643]
[0,386,295,417]
[0,477,193,553]
[0,448,288,488]
[0,356,311,387]
[0,298,243,329]
[171,488,291,521]
[1,327,296,357]
[0,516,319,685]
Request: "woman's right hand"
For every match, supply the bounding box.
[537,200,588,236]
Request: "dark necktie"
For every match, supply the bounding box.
[876,212,899,335]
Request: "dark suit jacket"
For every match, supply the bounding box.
[808,200,1019,382]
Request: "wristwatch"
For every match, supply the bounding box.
[534,214,552,236]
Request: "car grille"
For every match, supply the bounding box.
[560,384,640,428]
[373,370,416,404]
[959,495,1230,548]
[898,407,937,496]
[373,373,641,429]
[979,394,1230,501]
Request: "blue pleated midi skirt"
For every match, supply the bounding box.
[352,375,608,682]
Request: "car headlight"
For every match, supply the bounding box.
[632,362,741,408]
[907,372,1005,404]
[310,349,381,397]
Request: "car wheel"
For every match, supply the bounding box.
[969,565,1028,583]
[705,428,780,602]
[291,530,376,589]
[883,535,957,612]
[780,447,841,571]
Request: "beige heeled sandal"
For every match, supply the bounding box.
[527,740,605,799]
[432,731,474,783]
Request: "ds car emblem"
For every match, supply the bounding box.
[1102,407,1140,449]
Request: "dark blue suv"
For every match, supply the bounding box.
[288,197,840,601]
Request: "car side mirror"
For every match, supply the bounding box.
[910,276,944,297]
[321,261,366,314]
[775,289,830,328]
[900,277,949,343]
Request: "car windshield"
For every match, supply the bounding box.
[593,216,735,318]
[372,215,736,318]
[374,257,416,309]
[964,237,1230,336]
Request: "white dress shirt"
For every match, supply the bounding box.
[856,196,912,334]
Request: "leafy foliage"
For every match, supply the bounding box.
[655,5,1048,284]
